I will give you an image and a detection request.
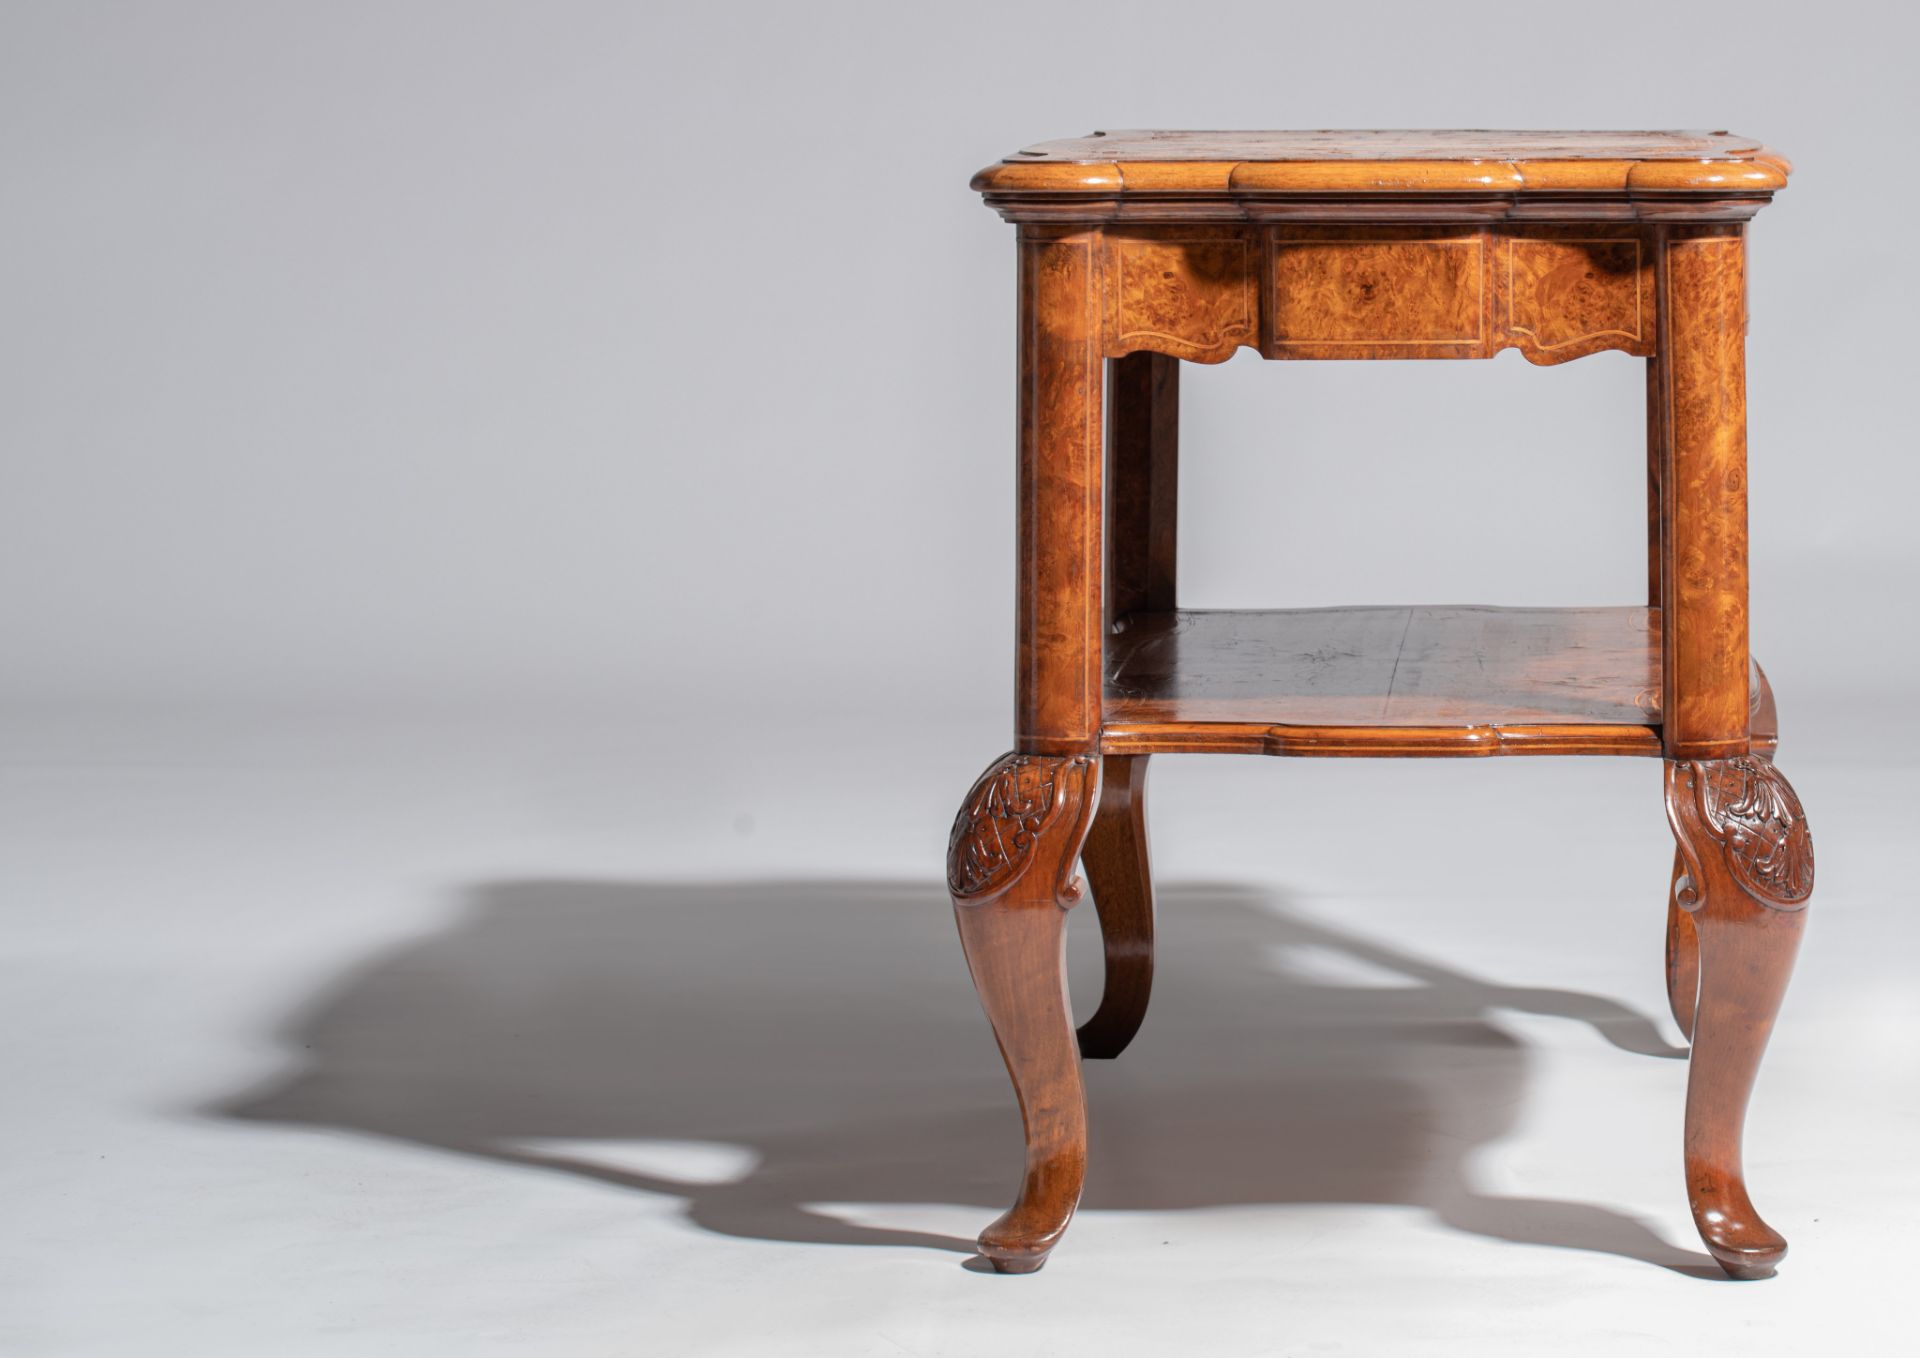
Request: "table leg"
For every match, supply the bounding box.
[1076,753,1155,1060]
[1664,757,1814,1279]
[947,752,1101,1273]
[1014,225,1104,755]
[1656,225,1750,760]
[1656,225,1813,1276]
[951,224,1108,1272]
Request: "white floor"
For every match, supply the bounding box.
[2,707,1912,1356]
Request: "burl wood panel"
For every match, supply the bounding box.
[1098,226,1658,365]
[1659,228,1751,758]
[1268,229,1486,358]
[1503,230,1654,363]
[1015,227,1105,754]
[1108,230,1256,363]
[1101,606,1666,756]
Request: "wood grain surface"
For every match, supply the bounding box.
[1093,226,1663,365]
[1014,227,1105,754]
[1269,231,1485,356]
[1104,606,1662,742]
[1658,228,1751,758]
[975,130,1791,205]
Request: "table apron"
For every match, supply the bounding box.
[1103,223,1670,365]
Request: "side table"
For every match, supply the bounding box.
[946,131,1814,1279]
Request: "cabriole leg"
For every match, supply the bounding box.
[948,752,1101,1273]
[1076,754,1155,1060]
[1665,757,1815,1279]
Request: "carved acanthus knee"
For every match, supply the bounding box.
[1666,756,1814,914]
[947,753,1100,908]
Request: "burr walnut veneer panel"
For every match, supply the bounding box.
[1103,226,1656,364]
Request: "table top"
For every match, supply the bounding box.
[973,129,1790,197]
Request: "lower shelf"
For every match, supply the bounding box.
[1102,605,1666,757]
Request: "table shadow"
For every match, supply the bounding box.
[211,878,1715,1274]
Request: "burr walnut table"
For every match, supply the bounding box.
[945,131,1814,1279]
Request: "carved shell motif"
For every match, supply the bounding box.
[947,754,1067,898]
[1696,757,1815,907]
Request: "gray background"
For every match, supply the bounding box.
[3,4,1915,1356]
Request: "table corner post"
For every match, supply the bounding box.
[1655,223,1750,762]
[1014,222,1107,759]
